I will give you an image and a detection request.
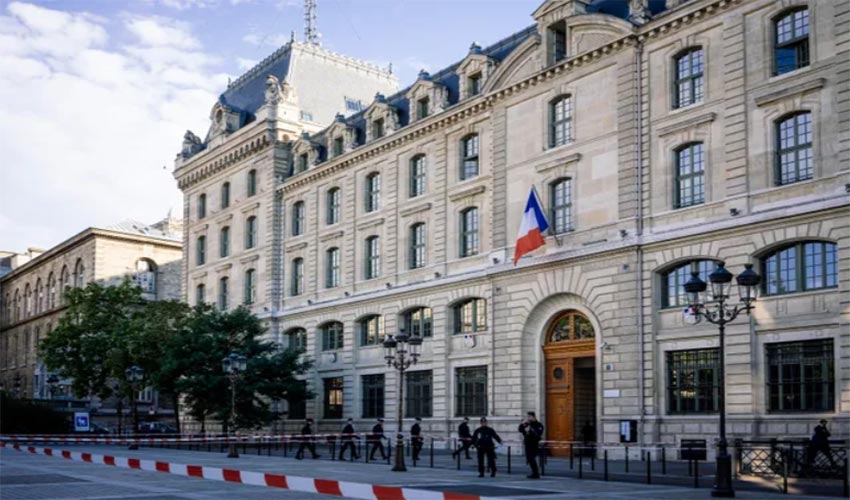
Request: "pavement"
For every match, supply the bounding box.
[0,444,843,500]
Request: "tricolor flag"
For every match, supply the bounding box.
[513,187,550,264]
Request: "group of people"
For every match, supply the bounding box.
[450,412,544,479]
[294,417,426,462]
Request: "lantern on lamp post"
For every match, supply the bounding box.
[382,328,422,472]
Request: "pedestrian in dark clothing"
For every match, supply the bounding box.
[410,417,424,461]
[518,411,544,479]
[369,418,387,460]
[806,419,837,472]
[472,417,502,478]
[339,418,359,461]
[295,419,320,460]
[452,417,473,460]
[580,421,596,456]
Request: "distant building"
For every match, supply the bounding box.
[0,215,183,427]
[174,0,849,451]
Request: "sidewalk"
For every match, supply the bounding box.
[1,443,842,499]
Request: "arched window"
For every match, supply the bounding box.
[327,188,341,225]
[47,273,56,309]
[245,216,257,249]
[198,193,207,219]
[774,8,809,75]
[364,236,380,279]
[132,259,157,294]
[365,172,381,212]
[325,247,340,288]
[220,226,230,258]
[403,307,432,338]
[73,259,85,288]
[195,283,205,305]
[221,182,230,209]
[674,143,705,208]
[291,258,304,296]
[3,294,9,324]
[459,207,479,257]
[661,260,718,308]
[549,95,572,148]
[453,298,487,334]
[409,223,426,269]
[762,241,837,296]
[286,327,307,351]
[547,310,594,343]
[23,284,31,318]
[60,266,70,303]
[196,236,207,265]
[358,314,384,346]
[550,178,572,234]
[410,155,426,197]
[776,112,813,185]
[320,321,344,351]
[674,48,703,108]
[218,276,229,310]
[460,134,479,180]
[13,290,20,322]
[292,201,305,236]
[35,279,43,314]
[246,169,257,197]
[244,268,256,305]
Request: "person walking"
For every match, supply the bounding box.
[806,419,837,473]
[518,411,544,479]
[295,418,320,460]
[369,418,387,460]
[452,417,473,460]
[472,417,502,478]
[410,417,424,462]
[339,418,359,461]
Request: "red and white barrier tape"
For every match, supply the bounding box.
[0,442,490,500]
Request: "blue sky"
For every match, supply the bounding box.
[0,0,538,252]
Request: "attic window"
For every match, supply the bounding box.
[333,137,344,156]
[300,111,314,122]
[417,97,429,120]
[468,73,482,97]
[297,153,309,173]
[345,98,362,112]
[549,21,567,64]
[372,118,385,140]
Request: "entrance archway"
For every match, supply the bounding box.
[543,310,596,455]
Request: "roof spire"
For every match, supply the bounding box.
[304,0,320,45]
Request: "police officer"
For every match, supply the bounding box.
[410,417,424,461]
[806,419,837,472]
[452,417,473,460]
[295,418,320,460]
[339,418,359,461]
[369,418,387,460]
[518,411,544,479]
[472,417,502,478]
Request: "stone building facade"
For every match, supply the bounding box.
[174,0,849,451]
[0,217,183,424]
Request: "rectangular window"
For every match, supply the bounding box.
[361,374,385,418]
[198,194,206,219]
[322,323,344,351]
[195,284,205,305]
[221,183,230,209]
[409,223,426,269]
[323,377,344,419]
[298,153,309,173]
[774,9,809,75]
[550,179,572,234]
[405,307,432,338]
[300,111,314,122]
[220,227,230,258]
[550,22,567,64]
[365,174,381,212]
[365,237,380,279]
[666,349,720,414]
[410,156,426,197]
[675,143,705,208]
[372,118,384,140]
[455,366,487,416]
[287,381,307,419]
[549,96,572,148]
[291,259,304,296]
[468,73,482,97]
[333,137,344,156]
[243,269,255,305]
[247,170,257,197]
[292,202,305,236]
[218,278,228,311]
[460,208,479,257]
[326,248,340,288]
[359,315,384,346]
[460,135,479,180]
[406,370,433,418]
[327,189,340,225]
[417,97,429,119]
[674,48,704,109]
[776,112,813,185]
[767,339,834,412]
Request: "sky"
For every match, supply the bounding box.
[0,0,537,252]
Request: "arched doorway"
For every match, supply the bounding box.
[543,310,596,455]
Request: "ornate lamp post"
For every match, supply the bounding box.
[684,262,760,498]
[383,328,422,472]
[47,374,60,400]
[125,365,145,449]
[222,352,247,458]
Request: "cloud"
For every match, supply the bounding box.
[158,0,216,10]
[403,56,434,74]
[0,3,232,252]
[236,57,257,71]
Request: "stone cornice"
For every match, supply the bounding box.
[656,111,716,136]
[535,153,582,173]
[241,201,261,214]
[319,230,345,243]
[215,212,234,225]
[754,77,826,107]
[400,202,432,217]
[214,263,232,272]
[285,241,309,253]
[239,253,260,264]
[175,130,272,190]
[448,185,487,202]
[356,217,385,231]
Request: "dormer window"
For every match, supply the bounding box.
[548,21,567,64]
[300,111,314,122]
[372,118,384,140]
[297,153,309,173]
[345,97,362,112]
[468,73,482,97]
[333,137,344,157]
[417,97,429,120]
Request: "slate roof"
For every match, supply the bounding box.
[99,220,181,241]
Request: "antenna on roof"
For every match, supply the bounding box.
[304,0,320,45]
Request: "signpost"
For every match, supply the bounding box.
[74,412,90,432]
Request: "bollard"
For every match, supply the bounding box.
[604,449,609,481]
[507,446,511,474]
[430,439,434,469]
[662,446,666,474]
[570,443,574,469]
[387,440,392,465]
[688,459,693,476]
[591,447,596,471]
[625,446,630,473]
[258,440,262,456]
[694,459,699,488]
[207,441,211,453]
[579,452,583,479]
[284,439,288,457]
[331,441,336,461]
[782,451,788,494]
[645,451,651,484]
[457,447,461,470]
[540,444,546,476]
[843,456,849,498]
[412,440,417,467]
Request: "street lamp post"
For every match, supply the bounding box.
[13,374,22,399]
[47,374,59,400]
[684,262,760,498]
[382,328,422,472]
[222,352,247,458]
[125,365,145,449]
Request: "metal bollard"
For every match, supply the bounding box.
[783,451,788,494]
[507,446,511,474]
[579,452,583,479]
[570,443,574,469]
[662,446,666,475]
[604,449,609,481]
[646,451,651,484]
[387,440,392,465]
[331,441,336,461]
[430,439,434,468]
[457,447,461,470]
[843,456,849,498]
[591,447,596,471]
[625,446,629,473]
[694,459,699,488]
[540,444,546,476]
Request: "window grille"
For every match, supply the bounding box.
[455,366,487,416]
[767,339,834,412]
[666,348,720,414]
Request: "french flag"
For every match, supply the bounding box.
[513,187,550,264]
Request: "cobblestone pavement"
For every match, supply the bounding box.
[0,445,837,499]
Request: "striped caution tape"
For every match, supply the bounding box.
[0,441,492,500]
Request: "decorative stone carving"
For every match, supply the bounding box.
[628,0,651,25]
[457,42,497,100]
[181,130,204,158]
[264,74,282,105]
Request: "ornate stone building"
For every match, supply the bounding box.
[0,217,183,424]
[174,0,849,451]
